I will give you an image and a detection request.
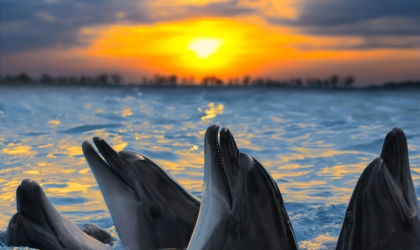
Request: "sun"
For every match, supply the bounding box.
[187,38,224,59]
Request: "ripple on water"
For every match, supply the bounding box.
[340,138,384,154]
[49,197,89,206]
[59,124,123,134]
[95,113,128,122]
[136,148,179,162]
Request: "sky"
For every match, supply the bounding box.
[1,0,419,85]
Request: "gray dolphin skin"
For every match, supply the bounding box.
[336,128,420,250]
[82,138,200,250]
[79,223,115,245]
[188,125,298,250]
[6,179,111,250]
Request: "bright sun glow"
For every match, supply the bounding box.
[187,38,224,59]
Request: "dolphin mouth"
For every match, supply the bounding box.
[205,125,233,207]
[87,138,135,193]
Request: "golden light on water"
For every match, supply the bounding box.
[1,143,34,155]
[200,102,224,120]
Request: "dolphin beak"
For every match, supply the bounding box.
[219,127,240,193]
[380,127,410,176]
[93,137,129,179]
[204,125,232,208]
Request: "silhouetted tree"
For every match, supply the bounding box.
[323,79,330,87]
[86,76,94,84]
[17,73,32,83]
[97,74,109,85]
[295,78,303,87]
[330,75,339,88]
[168,75,177,86]
[142,77,148,85]
[79,76,87,85]
[69,76,79,84]
[154,74,168,86]
[243,76,250,86]
[306,78,314,87]
[4,74,15,83]
[251,78,264,86]
[111,73,122,85]
[202,76,223,86]
[233,78,239,86]
[228,78,234,86]
[40,73,53,84]
[344,76,355,87]
[266,78,274,86]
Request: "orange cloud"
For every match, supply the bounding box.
[2,16,418,84]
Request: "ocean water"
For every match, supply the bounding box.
[0,86,419,249]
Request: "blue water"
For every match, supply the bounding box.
[0,86,419,249]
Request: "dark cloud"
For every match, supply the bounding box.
[1,0,149,54]
[269,0,420,39]
[185,1,254,18]
[297,36,420,51]
[0,0,253,55]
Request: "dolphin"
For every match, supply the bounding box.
[187,125,298,250]
[6,179,111,250]
[336,128,420,250]
[82,137,200,250]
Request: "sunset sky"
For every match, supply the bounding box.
[1,0,419,85]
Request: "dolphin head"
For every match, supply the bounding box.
[6,179,109,250]
[82,138,200,250]
[337,128,420,250]
[380,127,417,207]
[189,125,298,249]
[7,179,63,249]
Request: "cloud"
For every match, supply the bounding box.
[0,0,253,55]
[1,0,419,56]
[268,0,420,37]
[34,12,57,22]
[0,0,151,54]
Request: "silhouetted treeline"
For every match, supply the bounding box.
[368,80,420,89]
[0,73,123,85]
[1,72,419,89]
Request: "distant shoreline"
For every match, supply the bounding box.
[2,72,419,89]
[1,82,419,90]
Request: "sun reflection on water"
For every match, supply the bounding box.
[47,119,61,125]
[2,143,35,155]
[200,102,224,120]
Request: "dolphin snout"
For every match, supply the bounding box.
[21,179,33,187]
[20,179,38,190]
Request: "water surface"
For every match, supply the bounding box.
[0,86,419,249]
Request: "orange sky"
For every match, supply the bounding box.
[1,0,419,85]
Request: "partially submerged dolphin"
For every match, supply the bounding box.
[6,179,111,250]
[188,125,298,249]
[337,128,420,250]
[82,138,200,250]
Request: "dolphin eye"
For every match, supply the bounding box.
[148,206,162,221]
